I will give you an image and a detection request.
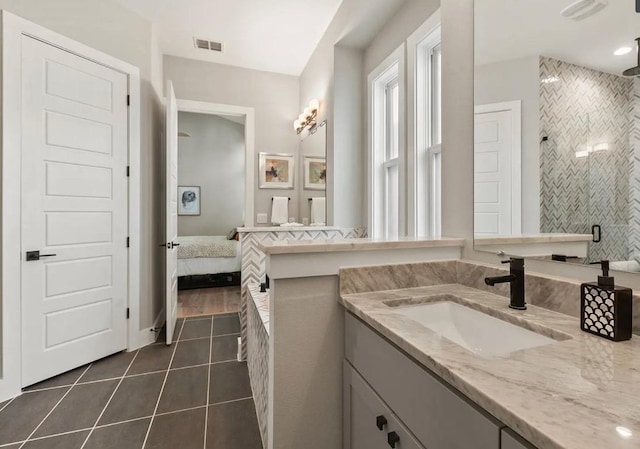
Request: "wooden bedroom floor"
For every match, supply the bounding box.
[178,286,241,318]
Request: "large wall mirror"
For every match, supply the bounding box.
[474,0,640,273]
[299,121,327,225]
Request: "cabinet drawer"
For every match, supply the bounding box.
[345,312,502,449]
[502,429,536,449]
[344,361,426,449]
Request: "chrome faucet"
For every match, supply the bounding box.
[484,258,526,310]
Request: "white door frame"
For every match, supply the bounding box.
[0,11,141,401]
[175,99,256,227]
[474,100,522,235]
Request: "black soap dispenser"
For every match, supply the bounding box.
[580,261,632,341]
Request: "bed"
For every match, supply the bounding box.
[176,235,242,289]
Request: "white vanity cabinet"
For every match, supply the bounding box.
[344,312,539,449]
[344,362,425,449]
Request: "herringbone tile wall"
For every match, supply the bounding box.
[629,78,640,260]
[540,56,633,262]
[237,228,367,359]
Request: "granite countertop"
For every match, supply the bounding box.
[474,233,593,245]
[258,237,465,255]
[340,284,640,449]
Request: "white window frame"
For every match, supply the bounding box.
[368,45,406,239]
[407,10,442,237]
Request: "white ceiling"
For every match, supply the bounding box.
[114,0,344,75]
[475,0,640,76]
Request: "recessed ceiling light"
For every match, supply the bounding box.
[614,47,633,56]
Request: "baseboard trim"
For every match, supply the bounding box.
[136,307,165,349]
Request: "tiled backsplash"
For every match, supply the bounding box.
[339,261,457,295]
[340,259,640,334]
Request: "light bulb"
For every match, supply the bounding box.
[309,99,320,111]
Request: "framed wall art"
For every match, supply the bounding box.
[178,186,201,215]
[304,157,326,190]
[259,153,294,189]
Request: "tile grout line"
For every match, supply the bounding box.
[140,317,188,449]
[209,395,254,407]
[24,357,241,394]
[18,363,93,449]
[78,349,141,449]
[203,316,214,449]
[0,397,15,414]
[2,398,232,449]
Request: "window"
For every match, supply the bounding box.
[411,14,442,237]
[369,46,405,239]
[369,12,440,239]
[384,78,400,237]
[428,42,442,236]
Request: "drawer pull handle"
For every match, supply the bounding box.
[376,415,387,431]
[387,431,400,448]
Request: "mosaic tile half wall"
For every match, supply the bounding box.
[237,227,367,359]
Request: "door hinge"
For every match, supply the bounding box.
[126,166,130,177]
[126,237,130,248]
[127,95,130,106]
[126,308,130,319]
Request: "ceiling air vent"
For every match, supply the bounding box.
[193,37,223,52]
[561,0,608,21]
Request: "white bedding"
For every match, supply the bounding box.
[176,235,238,259]
[177,240,241,277]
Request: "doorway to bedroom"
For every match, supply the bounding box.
[175,108,246,318]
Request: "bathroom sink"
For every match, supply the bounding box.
[393,301,557,357]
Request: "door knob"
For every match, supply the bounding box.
[387,431,400,448]
[170,242,180,249]
[376,415,387,431]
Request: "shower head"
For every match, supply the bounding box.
[623,38,640,77]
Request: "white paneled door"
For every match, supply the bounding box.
[474,102,521,236]
[20,36,129,387]
[165,81,179,345]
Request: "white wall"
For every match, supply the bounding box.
[0,0,164,354]
[475,56,540,233]
[177,112,245,235]
[164,56,300,225]
[364,0,440,74]
[298,0,407,228]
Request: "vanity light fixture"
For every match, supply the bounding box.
[293,99,320,135]
[614,46,633,56]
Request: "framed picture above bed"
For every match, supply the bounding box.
[303,157,326,190]
[259,153,294,189]
[178,186,201,216]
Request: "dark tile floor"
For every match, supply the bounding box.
[0,313,262,449]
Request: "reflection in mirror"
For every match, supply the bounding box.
[473,0,640,273]
[299,121,327,226]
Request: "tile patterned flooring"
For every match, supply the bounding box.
[0,314,262,449]
[178,287,240,318]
